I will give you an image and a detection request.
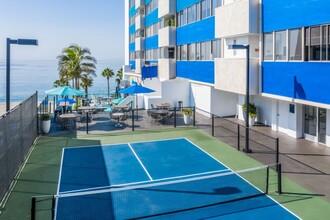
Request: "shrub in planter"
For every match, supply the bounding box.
[41,114,51,134]
[183,108,192,125]
[242,103,257,126]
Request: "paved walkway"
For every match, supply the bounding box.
[47,110,330,201]
[195,113,330,201]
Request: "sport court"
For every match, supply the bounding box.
[55,138,300,219]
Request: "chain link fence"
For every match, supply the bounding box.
[0,92,38,203]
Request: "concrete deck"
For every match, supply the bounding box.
[47,110,330,201]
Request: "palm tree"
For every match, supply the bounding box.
[115,68,123,98]
[57,44,97,90]
[53,78,68,88]
[101,68,114,101]
[80,74,93,99]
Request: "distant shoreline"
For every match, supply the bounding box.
[0,103,20,115]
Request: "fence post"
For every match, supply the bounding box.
[132,109,135,131]
[86,112,89,134]
[276,137,279,165]
[237,124,240,151]
[193,106,196,126]
[266,166,270,194]
[174,107,177,128]
[31,197,36,220]
[211,114,214,136]
[52,196,55,220]
[36,92,39,135]
[277,163,282,194]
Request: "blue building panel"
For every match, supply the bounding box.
[177,0,201,12]
[129,42,135,52]
[145,35,158,50]
[129,24,136,35]
[129,6,137,18]
[262,62,330,105]
[177,17,215,45]
[177,61,214,84]
[145,9,159,27]
[263,0,330,32]
[129,60,136,70]
[145,0,152,4]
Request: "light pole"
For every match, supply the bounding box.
[6,38,38,112]
[228,44,252,153]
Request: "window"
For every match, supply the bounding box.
[289,29,302,60]
[212,0,222,16]
[177,46,181,60]
[168,47,175,59]
[264,33,274,60]
[196,43,201,60]
[201,41,211,60]
[275,31,287,60]
[196,2,201,21]
[212,39,221,59]
[201,0,211,19]
[322,26,327,60]
[187,5,196,24]
[188,43,196,60]
[328,25,330,61]
[181,45,187,60]
[310,26,321,60]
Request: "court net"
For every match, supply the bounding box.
[31,164,282,220]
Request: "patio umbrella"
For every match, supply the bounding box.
[56,98,76,105]
[119,84,155,120]
[45,86,85,96]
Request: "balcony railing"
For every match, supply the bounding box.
[158,26,176,47]
[215,0,259,38]
[158,0,176,18]
[135,14,145,30]
[214,57,259,95]
[158,59,176,81]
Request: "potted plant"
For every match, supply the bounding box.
[182,108,192,125]
[242,103,257,126]
[41,114,51,134]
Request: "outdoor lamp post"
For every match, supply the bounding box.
[6,38,38,111]
[228,44,252,153]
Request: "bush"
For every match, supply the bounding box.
[242,103,257,117]
[183,108,192,115]
[41,114,50,121]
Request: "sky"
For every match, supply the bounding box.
[0,0,125,62]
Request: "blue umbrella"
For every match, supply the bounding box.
[56,99,76,105]
[119,85,155,120]
[45,86,85,96]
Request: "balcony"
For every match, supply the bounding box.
[135,59,145,74]
[135,0,145,10]
[158,26,176,47]
[215,0,259,38]
[135,14,145,30]
[158,59,176,81]
[158,0,176,18]
[214,58,259,95]
[135,37,145,51]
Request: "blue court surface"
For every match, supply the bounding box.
[55,138,300,220]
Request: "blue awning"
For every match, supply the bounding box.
[142,66,158,79]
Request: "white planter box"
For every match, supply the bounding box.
[42,120,51,134]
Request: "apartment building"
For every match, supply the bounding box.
[124,0,330,147]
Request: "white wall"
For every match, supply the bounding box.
[253,95,272,126]
[211,89,237,117]
[326,109,330,146]
[190,83,212,116]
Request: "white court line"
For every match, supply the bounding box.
[184,138,301,219]
[128,143,153,181]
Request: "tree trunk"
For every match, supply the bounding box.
[107,78,110,101]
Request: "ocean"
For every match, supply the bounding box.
[0,59,123,103]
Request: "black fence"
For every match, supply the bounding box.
[75,106,196,134]
[0,92,38,204]
[195,108,280,166]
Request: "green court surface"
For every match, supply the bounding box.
[0,127,329,220]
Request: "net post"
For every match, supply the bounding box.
[277,163,282,194]
[211,114,214,136]
[86,112,89,134]
[237,124,240,151]
[31,197,36,220]
[276,138,279,165]
[266,166,270,194]
[132,109,135,131]
[174,107,177,128]
[193,106,196,126]
[51,196,55,220]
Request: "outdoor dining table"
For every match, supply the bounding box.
[78,106,96,111]
[150,109,170,123]
[113,104,129,112]
[59,113,79,129]
[155,103,171,109]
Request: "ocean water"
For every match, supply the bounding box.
[0,59,123,102]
